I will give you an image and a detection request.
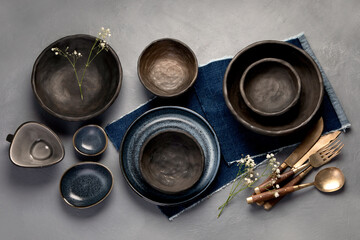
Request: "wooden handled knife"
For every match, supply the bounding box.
[278,117,324,171]
[255,117,324,190]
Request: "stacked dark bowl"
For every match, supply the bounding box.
[223,40,324,137]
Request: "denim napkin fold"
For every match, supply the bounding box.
[105,33,350,220]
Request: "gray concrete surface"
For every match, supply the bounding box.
[0,1,359,239]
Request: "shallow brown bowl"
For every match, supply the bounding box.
[7,122,64,167]
[240,58,301,117]
[32,34,122,121]
[138,38,198,97]
[223,40,323,136]
[139,129,204,194]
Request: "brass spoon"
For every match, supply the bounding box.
[247,167,345,204]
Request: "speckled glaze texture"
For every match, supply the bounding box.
[31,34,122,121]
[240,58,301,117]
[138,38,198,97]
[120,106,220,206]
[73,125,108,156]
[7,122,64,167]
[140,130,204,194]
[60,162,113,208]
[223,40,323,136]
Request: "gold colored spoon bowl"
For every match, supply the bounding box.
[314,167,345,192]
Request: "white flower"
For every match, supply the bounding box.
[276,169,280,174]
[275,184,280,189]
[55,52,59,55]
[98,27,111,40]
[274,191,280,198]
[100,42,106,49]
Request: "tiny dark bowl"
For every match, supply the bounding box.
[60,162,113,208]
[32,34,122,121]
[223,40,323,136]
[6,122,64,168]
[73,125,108,157]
[240,58,301,117]
[138,38,198,97]
[139,130,204,194]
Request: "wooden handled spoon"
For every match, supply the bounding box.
[247,167,345,204]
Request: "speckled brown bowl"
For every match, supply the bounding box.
[137,38,198,97]
[139,129,204,194]
[239,58,301,117]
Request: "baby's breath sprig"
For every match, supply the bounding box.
[217,153,279,218]
[51,27,111,100]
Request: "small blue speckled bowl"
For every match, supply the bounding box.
[60,162,113,208]
[73,125,108,157]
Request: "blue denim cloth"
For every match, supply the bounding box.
[105,34,350,220]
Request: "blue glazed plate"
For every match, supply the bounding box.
[120,106,221,206]
[60,162,113,208]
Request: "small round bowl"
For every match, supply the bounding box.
[73,125,108,157]
[240,58,301,117]
[137,38,198,97]
[139,129,204,194]
[32,34,122,121]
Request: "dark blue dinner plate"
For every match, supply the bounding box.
[120,106,221,206]
[60,162,113,208]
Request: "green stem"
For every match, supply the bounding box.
[76,39,99,100]
[88,48,104,65]
[57,49,82,98]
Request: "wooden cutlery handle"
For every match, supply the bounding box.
[255,162,288,190]
[247,185,298,204]
[254,169,296,193]
[263,166,314,210]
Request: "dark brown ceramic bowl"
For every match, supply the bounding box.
[139,129,204,194]
[224,40,323,136]
[32,34,122,121]
[239,58,301,117]
[138,38,198,97]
